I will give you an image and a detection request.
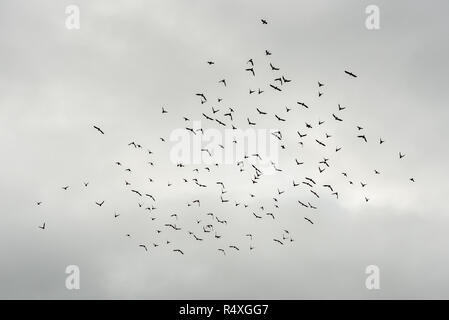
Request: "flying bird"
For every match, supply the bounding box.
[93,125,104,134]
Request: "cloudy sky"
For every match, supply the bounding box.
[0,0,448,299]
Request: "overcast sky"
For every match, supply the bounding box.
[0,0,448,299]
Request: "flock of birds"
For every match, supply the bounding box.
[36,19,415,256]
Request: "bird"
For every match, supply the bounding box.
[273,239,284,245]
[93,125,104,134]
[95,201,105,206]
[246,68,255,76]
[333,114,343,121]
[219,79,227,86]
[256,108,267,115]
[38,223,46,230]
[304,217,314,224]
[162,107,168,114]
[173,249,184,255]
[270,63,280,71]
[357,135,368,143]
[261,19,268,24]
[131,190,142,196]
[345,70,357,78]
[297,102,309,109]
[139,244,148,251]
[399,152,406,159]
[275,114,286,122]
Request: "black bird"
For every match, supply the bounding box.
[215,119,226,126]
[253,212,262,219]
[270,84,282,91]
[131,190,142,196]
[318,81,324,87]
[261,19,268,24]
[203,113,213,121]
[247,118,256,126]
[270,63,279,71]
[333,114,343,121]
[338,104,346,111]
[315,139,326,147]
[207,61,214,65]
[275,114,286,122]
[95,201,105,206]
[304,217,314,224]
[345,70,357,78]
[265,50,271,56]
[380,138,385,144]
[162,107,168,114]
[256,108,267,115]
[305,177,316,184]
[297,102,309,109]
[38,222,46,230]
[93,125,104,134]
[139,244,148,252]
[219,79,227,87]
[298,200,308,208]
[310,190,320,198]
[62,186,69,190]
[246,68,255,76]
[273,239,284,245]
[357,135,368,143]
[196,93,207,101]
[173,249,184,255]
[399,152,406,159]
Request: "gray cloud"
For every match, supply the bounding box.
[0,0,448,299]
